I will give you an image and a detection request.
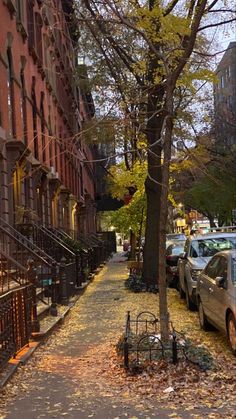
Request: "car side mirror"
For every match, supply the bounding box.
[179,252,187,259]
[215,276,225,288]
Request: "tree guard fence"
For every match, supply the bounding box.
[122,311,189,370]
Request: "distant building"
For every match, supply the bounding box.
[214,42,236,147]
[0,0,96,234]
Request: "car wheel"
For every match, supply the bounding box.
[227,313,236,355]
[185,282,196,311]
[198,299,211,331]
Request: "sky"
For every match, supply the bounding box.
[212,17,236,67]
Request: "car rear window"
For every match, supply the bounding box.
[167,234,186,241]
[191,237,236,258]
[174,244,185,254]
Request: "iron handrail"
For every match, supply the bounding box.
[39,225,76,257]
[0,248,28,272]
[0,223,54,267]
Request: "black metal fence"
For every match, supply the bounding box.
[122,311,186,369]
[0,285,35,369]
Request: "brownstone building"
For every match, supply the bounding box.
[214,42,236,147]
[0,0,96,234]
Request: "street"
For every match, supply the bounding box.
[0,251,236,418]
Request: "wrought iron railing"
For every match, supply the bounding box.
[122,311,185,369]
[0,218,58,312]
[0,249,28,294]
[16,223,77,298]
[0,218,55,267]
[50,228,90,285]
[17,223,75,263]
[0,284,35,369]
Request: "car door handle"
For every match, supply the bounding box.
[209,288,213,293]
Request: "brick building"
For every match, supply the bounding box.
[214,42,236,147]
[0,0,96,234]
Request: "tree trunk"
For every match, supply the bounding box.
[143,106,165,288]
[142,0,164,289]
[158,87,174,341]
[129,230,136,260]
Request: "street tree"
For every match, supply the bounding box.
[172,135,236,226]
[75,0,235,339]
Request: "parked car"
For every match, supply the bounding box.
[178,232,236,310]
[166,233,186,242]
[166,241,185,288]
[196,250,236,355]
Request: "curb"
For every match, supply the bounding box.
[0,266,104,390]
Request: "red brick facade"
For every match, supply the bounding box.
[0,0,96,234]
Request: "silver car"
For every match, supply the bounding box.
[178,232,236,310]
[196,250,236,355]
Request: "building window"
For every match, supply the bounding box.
[27,0,35,52]
[16,0,27,38]
[7,48,15,137]
[31,77,38,159]
[20,69,28,145]
[35,12,43,64]
[40,92,46,162]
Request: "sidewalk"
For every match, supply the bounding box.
[0,251,235,418]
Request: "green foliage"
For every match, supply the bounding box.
[108,161,146,199]
[109,192,146,236]
[172,140,236,225]
[185,165,236,225]
[106,161,146,236]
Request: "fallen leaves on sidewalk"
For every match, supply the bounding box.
[0,262,236,418]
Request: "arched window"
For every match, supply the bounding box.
[7,48,15,137]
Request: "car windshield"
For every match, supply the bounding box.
[191,237,236,258]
